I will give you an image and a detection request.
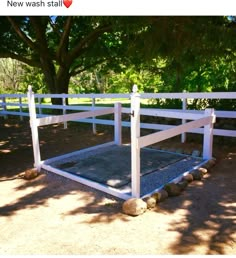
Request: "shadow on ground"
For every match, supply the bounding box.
[0,117,128,223]
[0,117,235,254]
[158,150,236,254]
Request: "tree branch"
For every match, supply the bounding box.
[29,17,47,48]
[0,52,41,68]
[70,58,106,76]
[47,16,61,37]
[68,24,112,63]
[7,17,36,50]
[57,17,73,63]
[29,17,56,61]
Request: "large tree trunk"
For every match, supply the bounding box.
[175,63,182,92]
[41,61,70,106]
[172,62,183,108]
[54,67,71,105]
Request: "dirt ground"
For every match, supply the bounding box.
[0,117,235,255]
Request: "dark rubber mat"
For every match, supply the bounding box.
[54,145,186,188]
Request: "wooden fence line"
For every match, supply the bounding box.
[4,85,230,199]
[1,90,236,140]
[130,85,215,197]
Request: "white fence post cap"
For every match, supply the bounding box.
[132,84,138,93]
[28,85,33,92]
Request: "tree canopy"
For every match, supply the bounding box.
[0,16,235,102]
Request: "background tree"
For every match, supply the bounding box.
[0,58,25,93]
[0,16,147,103]
[131,16,236,90]
[0,16,235,106]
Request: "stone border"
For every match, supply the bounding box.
[122,158,216,216]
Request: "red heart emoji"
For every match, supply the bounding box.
[63,0,72,8]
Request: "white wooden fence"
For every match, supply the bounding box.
[28,86,129,200]
[130,85,216,197]
[27,85,216,199]
[0,88,236,141]
[27,86,123,169]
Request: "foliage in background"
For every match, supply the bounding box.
[0,16,148,104]
[0,58,25,93]
[69,58,166,94]
[21,65,46,93]
[0,16,235,110]
[0,58,45,93]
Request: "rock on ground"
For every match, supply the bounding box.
[190,170,203,180]
[164,183,182,197]
[122,198,147,216]
[203,159,216,170]
[19,168,39,180]
[144,197,156,209]
[151,189,168,202]
[177,180,188,191]
[183,174,194,182]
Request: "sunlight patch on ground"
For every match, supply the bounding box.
[98,197,118,207]
[14,183,45,196]
[0,180,45,210]
[195,229,218,242]
[4,123,20,128]
[0,140,9,146]
[218,202,236,208]
[205,220,220,229]
[182,199,192,208]
[227,152,236,160]
[0,149,11,153]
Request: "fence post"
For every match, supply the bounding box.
[131,85,141,198]
[92,97,97,134]
[114,102,122,145]
[181,90,187,143]
[2,96,7,119]
[27,85,41,171]
[19,96,23,121]
[203,108,215,160]
[38,97,42,116]
[62,94,67,129]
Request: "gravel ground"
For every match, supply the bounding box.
[45,143,203,196]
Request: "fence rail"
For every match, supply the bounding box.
[3,91,234,99]
[1,90,236,140]
[26,86,217,199]
[130,87,216,197]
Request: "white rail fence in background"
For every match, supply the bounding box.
[0,89,236,142]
